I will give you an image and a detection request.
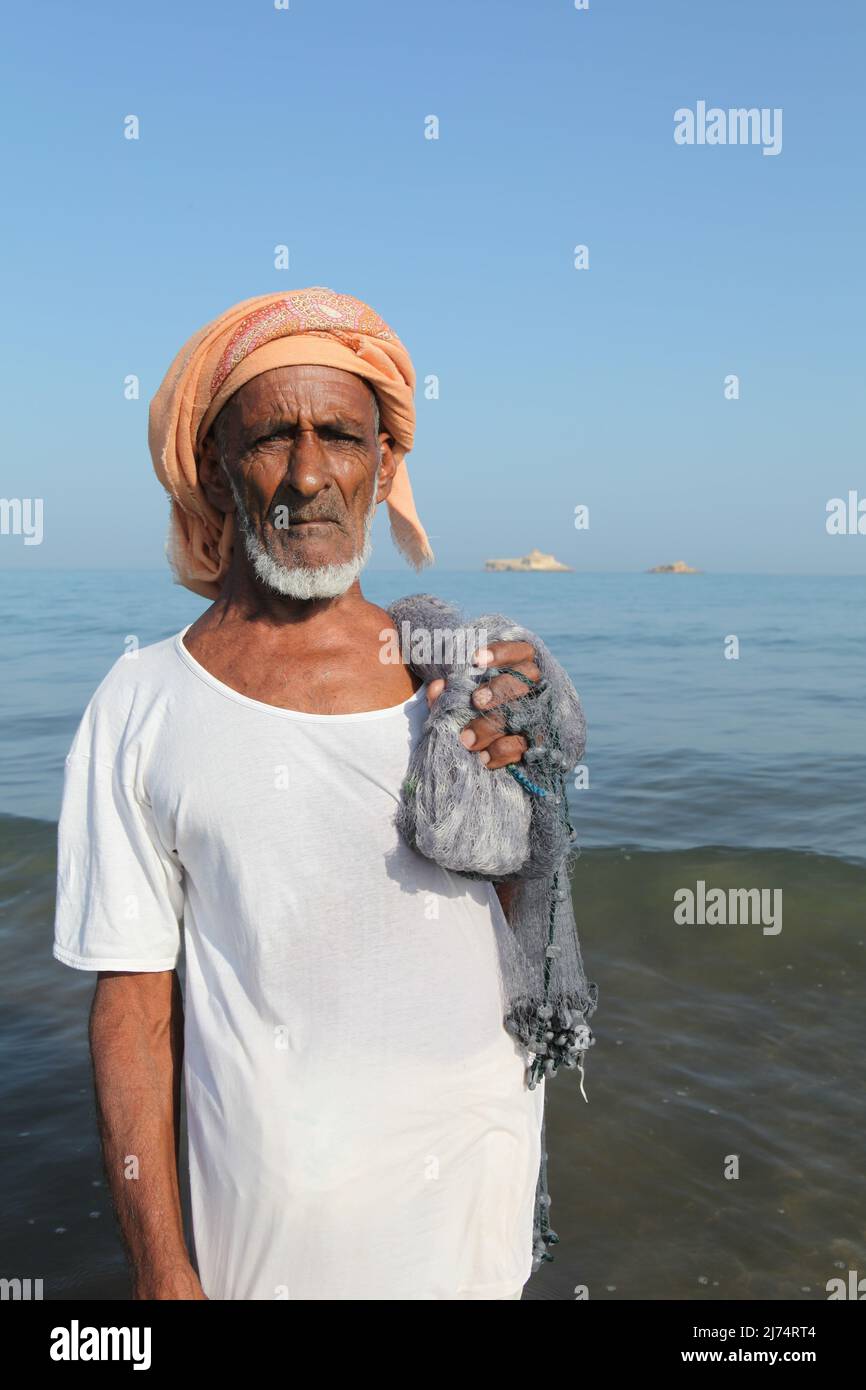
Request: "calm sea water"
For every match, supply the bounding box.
[1,569,864,857]
[1,569,864,1299]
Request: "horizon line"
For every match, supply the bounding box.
[2,565,865,579]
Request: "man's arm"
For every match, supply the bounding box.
[89,969,207,1300]
[494,882,516,920]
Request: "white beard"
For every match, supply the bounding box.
[226,465,379,600]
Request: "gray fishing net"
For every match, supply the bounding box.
[388,594,599,1274]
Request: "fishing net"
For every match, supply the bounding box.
[388,593,599,1272]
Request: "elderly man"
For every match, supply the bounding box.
[53,288,558,1302]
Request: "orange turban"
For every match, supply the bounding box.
[148,286,434,599]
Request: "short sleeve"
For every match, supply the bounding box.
[53,750,184,972]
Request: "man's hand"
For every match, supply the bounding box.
[425,639,540,771]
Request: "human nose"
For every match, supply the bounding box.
[282,426,329,499]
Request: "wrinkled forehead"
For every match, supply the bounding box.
[218,363,378,434]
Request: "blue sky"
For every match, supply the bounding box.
[2,0,864,574]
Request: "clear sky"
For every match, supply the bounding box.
[2,0,864,574]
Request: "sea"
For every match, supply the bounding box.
[1,568,863,1300]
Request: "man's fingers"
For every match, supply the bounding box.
[460,712,528,754]
[472,640,535,669]
[459,711,504,751]
[471,659,541,711]
[458,707,530,770]
[481,734,530,770]
[432,639,540,769]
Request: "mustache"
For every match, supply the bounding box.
[222,465,378,535]
[268,502,347,528]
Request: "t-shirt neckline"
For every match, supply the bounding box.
[173,625,427,723]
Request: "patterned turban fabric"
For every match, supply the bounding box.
[148,286,434,599]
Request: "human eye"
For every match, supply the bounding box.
[254,427,292,446]
[321,424,362,443]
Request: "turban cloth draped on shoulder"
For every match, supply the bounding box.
[148,286,434,599]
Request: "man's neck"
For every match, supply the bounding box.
[204,575,371,637]
[181,558,421,715]
[208,542,370,627]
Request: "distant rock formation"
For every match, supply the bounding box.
[485,547,573,573]
[647,560,700,574]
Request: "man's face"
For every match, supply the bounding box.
[199,364,395,598]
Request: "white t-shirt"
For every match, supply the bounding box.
[53,626,545,1300]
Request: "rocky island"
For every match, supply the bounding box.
[485,547,573,573]
[647,560,700,574]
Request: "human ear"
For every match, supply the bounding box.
[198,428,236,514]
[375,434,399,502]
